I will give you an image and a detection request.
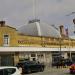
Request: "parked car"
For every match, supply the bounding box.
[16,61,45,73]
[52,58,73,67]
[0,66,21,75]
[69,63,75,74]
[64,59,73,66]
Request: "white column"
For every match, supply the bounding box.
[43,53,46,63]
[62,52,68,59]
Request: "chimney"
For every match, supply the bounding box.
[59,25,65,37]
[0,21,5,27]
[65,28,69,37]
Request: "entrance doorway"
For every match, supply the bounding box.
[0,54,14,66]
[71,53,75,62]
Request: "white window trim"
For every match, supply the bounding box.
[3,34,10,46]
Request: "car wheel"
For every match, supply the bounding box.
[40,67,44,72]
[27,69,31,73]
[70,71,73,74]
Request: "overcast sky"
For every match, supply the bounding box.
[0,0,75,36]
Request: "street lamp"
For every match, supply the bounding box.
[68,37,72,60]
[59,25,64,58]
[65,27,72,61]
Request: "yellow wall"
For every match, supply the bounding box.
[18,35,42,47]
[0,25,75,48]
[0,26,18,46]
[18,35,75,48]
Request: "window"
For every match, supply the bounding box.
[3,34,9,46]
[0,70,3,75]
[0,68,16,75]
[31,54,36,57]
[5,68,16,74]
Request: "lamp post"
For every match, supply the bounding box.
[68,37,72,60]
[65,27,72,60]
[59,25,64,59]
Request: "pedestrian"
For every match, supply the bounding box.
[18,67,22,74]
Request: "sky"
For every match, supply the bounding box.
[0,0,75,36]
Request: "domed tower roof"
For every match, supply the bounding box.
[18,19,61,38]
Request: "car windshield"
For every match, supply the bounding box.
[19,61,38,65]
[0,68,16,75]
[24,61,36,64]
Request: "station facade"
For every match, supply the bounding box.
[0,21,75,66]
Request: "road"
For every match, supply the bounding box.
[24,67,72,75]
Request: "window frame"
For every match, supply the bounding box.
[3,34,10,46]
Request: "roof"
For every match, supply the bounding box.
[18,21,61,38]
[0,66,17,69]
